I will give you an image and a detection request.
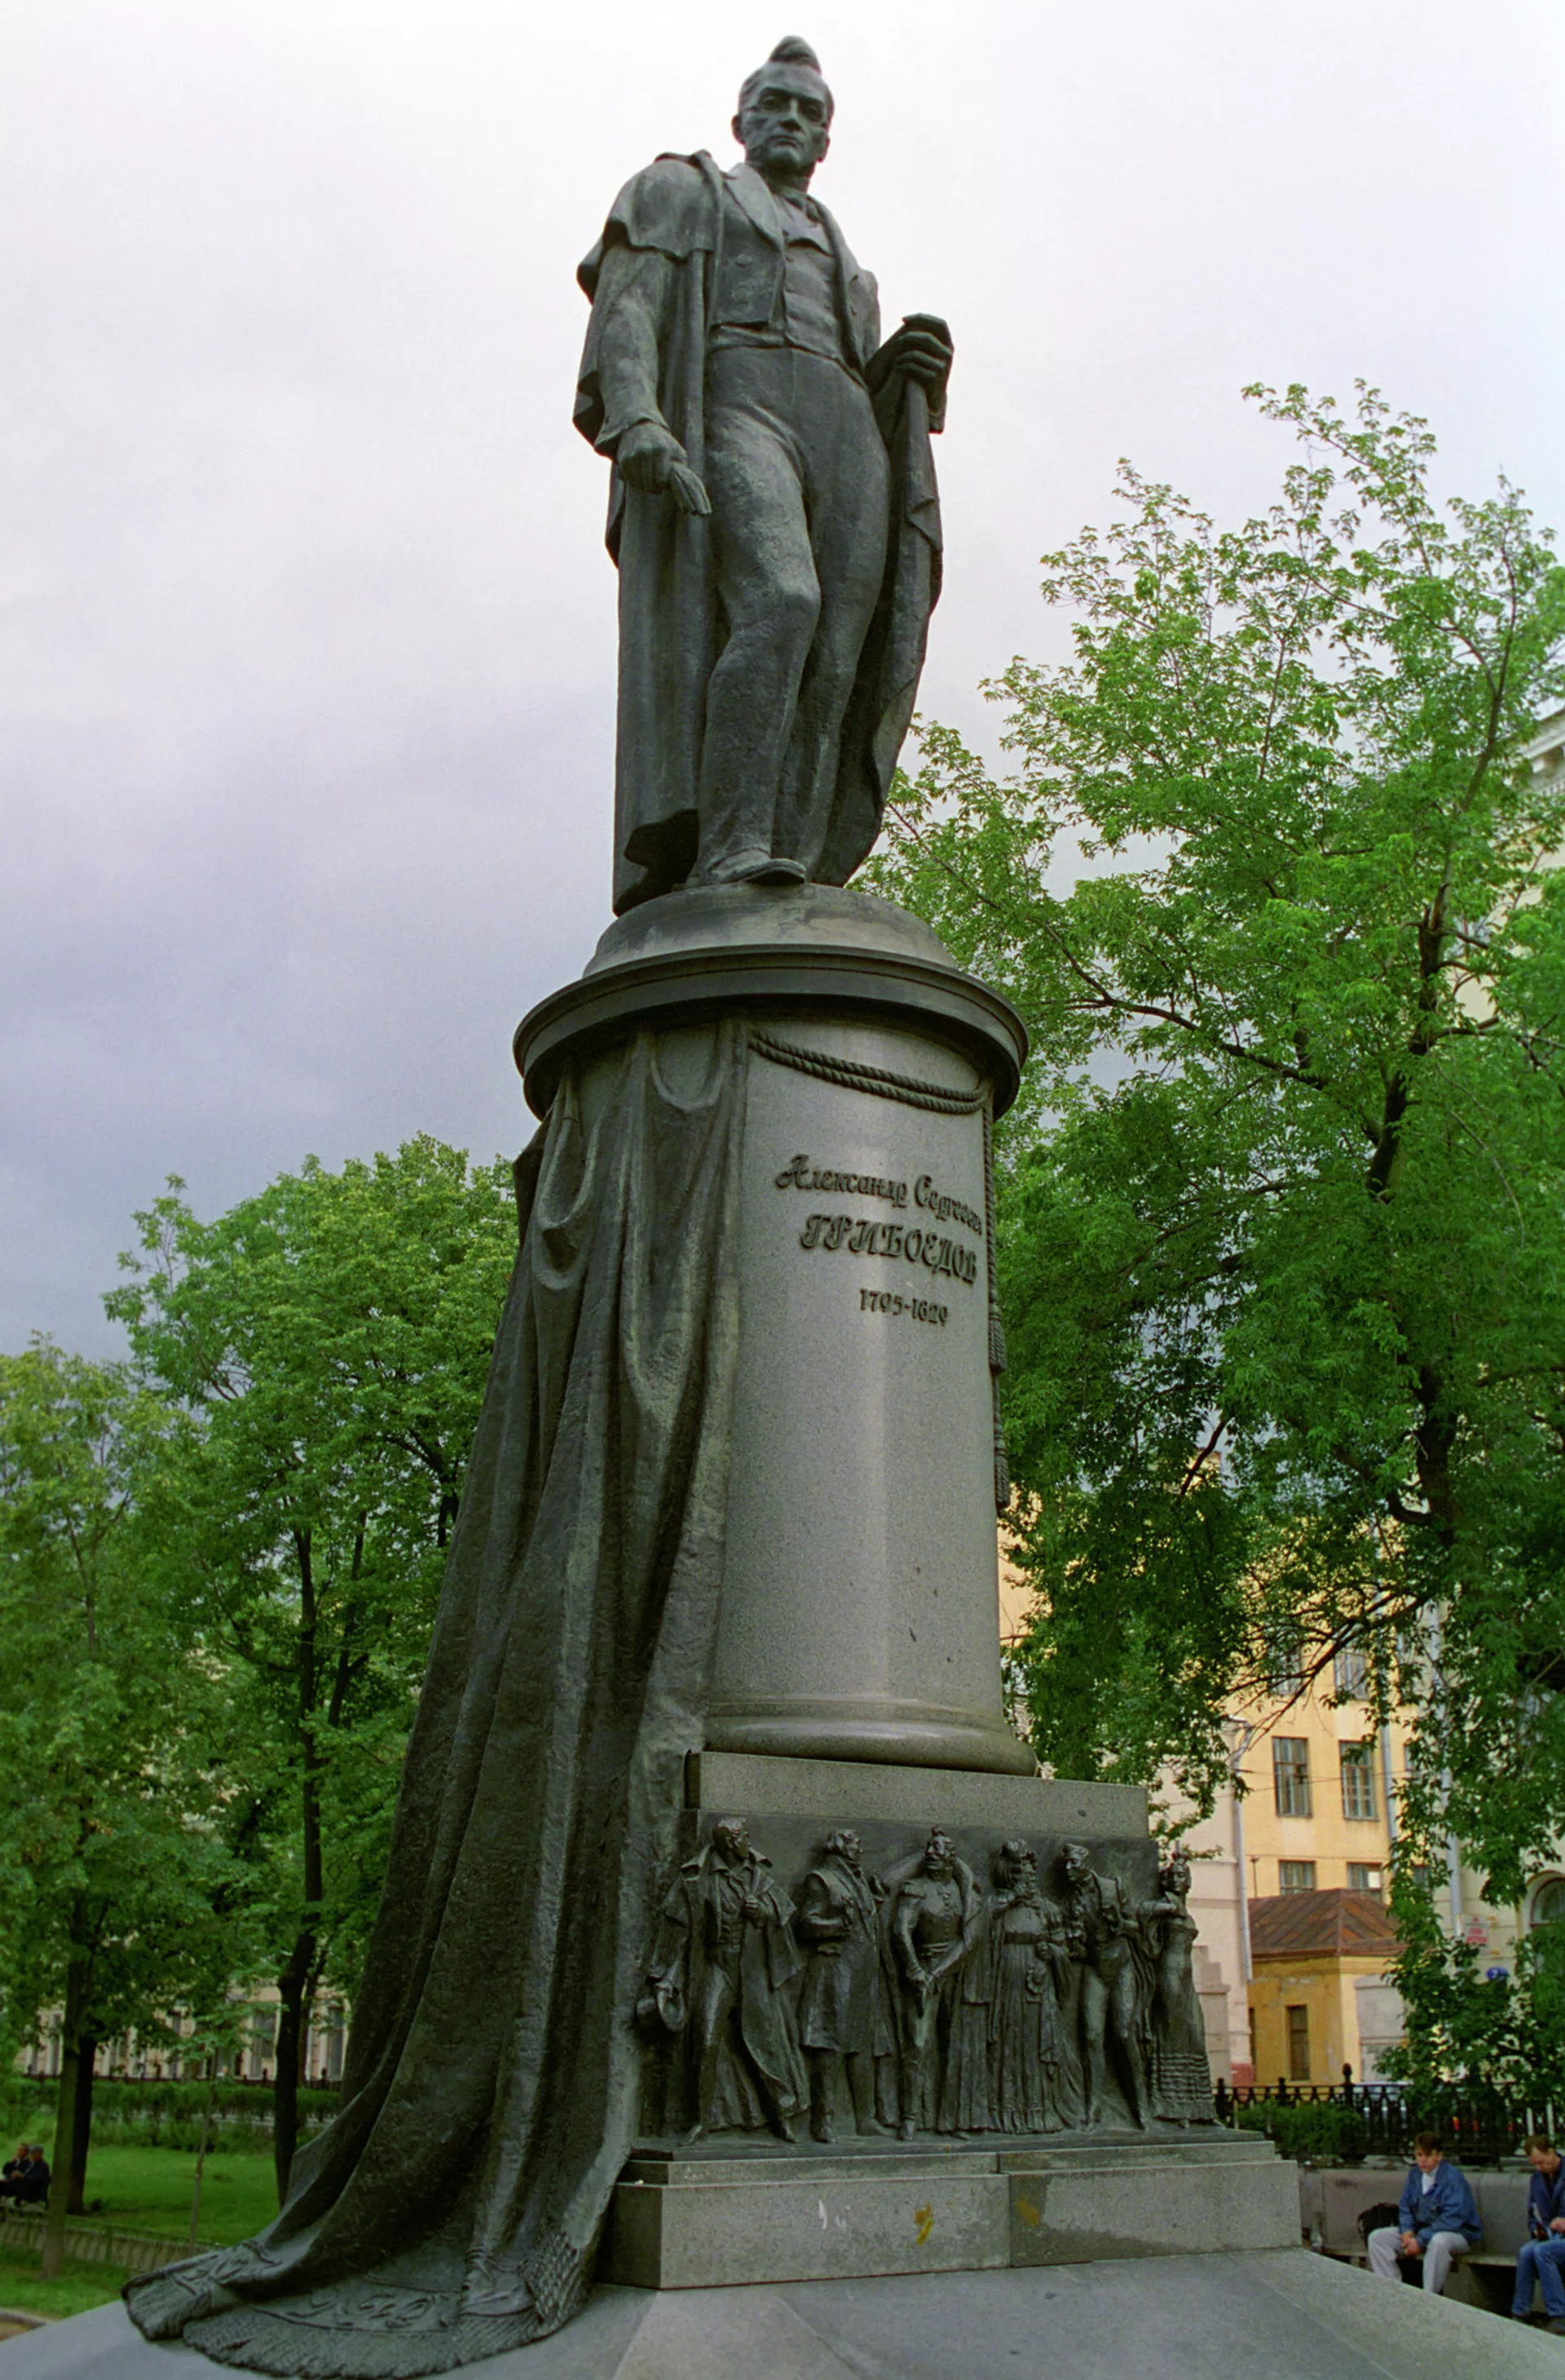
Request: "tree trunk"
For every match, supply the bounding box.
[187,2065,218,2253]
[272,1934,315,2202]
[42,1907,92,2279]
[65,2038,95,2216]
[274,1528,325,2206]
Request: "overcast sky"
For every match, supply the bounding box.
[5,0,1563,1356]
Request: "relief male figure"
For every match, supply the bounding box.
[575,36,953,912]
[643,1817,806,2140]
[1060,1841,1149,2131]
[795,1827,892,2142]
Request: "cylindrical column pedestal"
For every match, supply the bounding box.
[516,884,1031,1776]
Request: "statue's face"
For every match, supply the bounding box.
[733,64,831,183]
[924,1831,954,1878]
[714,1819,749,1862]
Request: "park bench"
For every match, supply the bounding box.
[1298,2162,1538,2314]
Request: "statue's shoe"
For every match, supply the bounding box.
[699,851,809,888]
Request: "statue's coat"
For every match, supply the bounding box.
[575,153,943,915]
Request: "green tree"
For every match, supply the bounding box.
[1379,1906,1565,2112]
[870,384,1565,1901]
[107,1135,516,2193]
[0,1341,236,2275]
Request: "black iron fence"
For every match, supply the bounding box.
[1215,2065,1562,2166]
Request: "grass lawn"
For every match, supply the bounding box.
[0,2148,280,2321]
[0,2240,129,2319]
[76,2144,280,2245]
[2,2146,278,2255]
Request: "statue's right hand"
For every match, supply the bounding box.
[615,422,711,515]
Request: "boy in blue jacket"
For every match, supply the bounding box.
[1512,2134,1565,2331]
[1367,2132,1481,2294]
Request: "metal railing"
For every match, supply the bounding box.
[1215,2065,1561,2165]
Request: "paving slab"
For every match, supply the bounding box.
[4,2253,1559,2378]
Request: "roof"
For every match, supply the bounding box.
[1248,1888,1401,1962]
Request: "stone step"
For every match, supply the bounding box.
[602,2139,1300,2289]
[624,2148,998,2187]
[997,2134,1277,2171]
[623,2126,1273,2192]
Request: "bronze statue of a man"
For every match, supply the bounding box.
[575,36,953,913]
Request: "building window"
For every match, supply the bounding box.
[1334,1645,1368,1699]
[250,2006,277,2079]
[1265,1629,1305,1695]
[1272,1736,1312,1817]
[1340,1743,1378,1821]
[1278,1860,1316,1893]
[1287,2004,1311,2082]
[1347,1862,1383,1893]
[1534,1878,1565,1927]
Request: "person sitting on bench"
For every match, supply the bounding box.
[1366,2132,1480,2294]
[1512,2132,1565,2332]
[0,2144,49,2204]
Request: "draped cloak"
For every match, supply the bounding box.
[574,152,944,916]
[126,1027,748,2377]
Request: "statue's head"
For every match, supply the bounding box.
[712,1816,750,1862]
[1161,1847,1192,1896]
[824,1827,862,1866]
[1061,1841,1090,1884]
[922,1827,956,1878]
[998,1838,1037,1888]
[734,37,833,185]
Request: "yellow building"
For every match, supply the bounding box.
[1245,1888,1401,2089]
[1230,1654,1404,1906]
[996,1559,1557,2087]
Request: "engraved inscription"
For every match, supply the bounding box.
[798,1214,979,1285]
[859,1289,948,1326]
[774,1153,909,1208]
[773,1156,985,1245]
[912,1176,983,1238]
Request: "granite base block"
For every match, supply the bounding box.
[606,2165,1009,2289]
[1007,2141,1302,2264]
[686,1748,1146,1836]
[602,2132,1297,2290]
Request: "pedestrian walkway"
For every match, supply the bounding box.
[2,2248,1560,2377]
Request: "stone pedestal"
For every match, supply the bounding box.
[616,1735,1296,2282]
[517,884,1030,1774]
[514,890,1283,2316]
[602,1748,1293,2287]
[602,2131,1300,2290]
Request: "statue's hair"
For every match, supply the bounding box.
[738,36,834,122]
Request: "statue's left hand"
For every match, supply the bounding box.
[866,314,954,404]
